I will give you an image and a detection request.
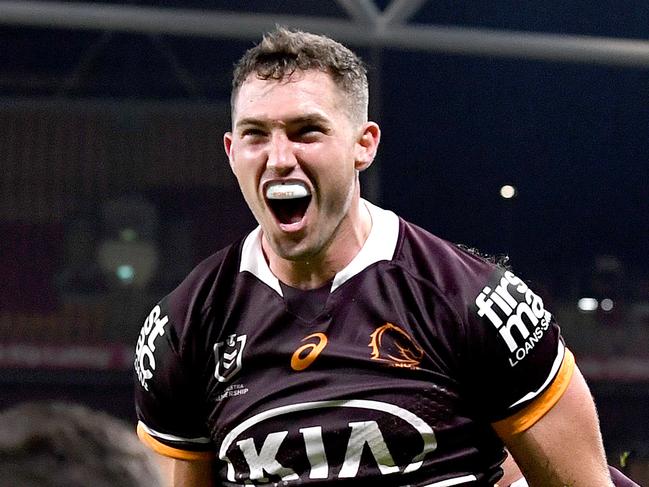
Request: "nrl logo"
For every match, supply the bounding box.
[214,334,247,383]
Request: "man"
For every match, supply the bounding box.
[0,401,163,487]
[135,28,614,486]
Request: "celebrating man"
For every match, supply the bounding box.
[135,28,615,486]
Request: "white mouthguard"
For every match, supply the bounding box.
[266,183,310,200]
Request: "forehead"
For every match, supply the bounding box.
[232,70,345,123]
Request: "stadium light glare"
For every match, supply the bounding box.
[499,185,517,199]
[116,264,135,283]
[119,227,138,242]
[577,297,598,312]
[600,298,614,312]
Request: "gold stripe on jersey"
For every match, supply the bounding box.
[137,423,213,461]
[491,348,575,438]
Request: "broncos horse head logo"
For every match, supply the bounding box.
[369,323,424,369]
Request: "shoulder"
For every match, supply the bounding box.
[134,237,245,392]
[394,218,504,298]
[144,237,245,353]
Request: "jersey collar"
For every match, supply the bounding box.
[239,200,400,296]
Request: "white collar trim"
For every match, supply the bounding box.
[239,226,282,295]
[239,199,400,295]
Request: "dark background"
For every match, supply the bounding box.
[1,0,648,480]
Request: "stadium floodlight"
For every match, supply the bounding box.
[577,297,598,312]
[97,194,160,289]
[499,185,517,199]
[97,239,158,288]
[600,298,614,312]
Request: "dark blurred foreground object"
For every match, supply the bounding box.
[0,401,163,487]
[609,465,642,487]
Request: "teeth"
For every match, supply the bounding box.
[266,183,310,200]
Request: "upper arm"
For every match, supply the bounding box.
[502,365,613,487]
[134,298,216,480]
[456,264,612,485]
[461,268,569,422]
[154,451,215,487]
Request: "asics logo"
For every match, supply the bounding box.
[291,332,327,371]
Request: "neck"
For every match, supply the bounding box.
[265,198,372,290]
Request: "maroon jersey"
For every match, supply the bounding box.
[135,201,573,486]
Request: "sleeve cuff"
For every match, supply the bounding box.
[492,348,575,439]
[137,422,214,461]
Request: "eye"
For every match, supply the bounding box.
[300,125,323,134]
[294,124,326,141]
[241,128,267,140]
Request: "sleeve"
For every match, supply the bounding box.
[460,266,575,437]
[134,294,214,460]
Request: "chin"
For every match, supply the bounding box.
[276,245,315,262]
[270,237,320,262]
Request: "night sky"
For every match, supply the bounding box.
[379,48,648,289]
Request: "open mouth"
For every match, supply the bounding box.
[265,182,312,225]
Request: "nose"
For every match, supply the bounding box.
[266,132,297,175]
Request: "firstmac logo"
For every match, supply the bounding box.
[475,271,552,366]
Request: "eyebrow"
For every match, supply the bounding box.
[235,113,330,130]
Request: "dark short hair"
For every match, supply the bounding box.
[0,401,162,487]
[231,27,369,124]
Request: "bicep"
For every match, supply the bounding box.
[502,365,612,487]
[135,299,217,484]
[154,452,215,487]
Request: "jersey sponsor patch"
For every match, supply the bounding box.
[475,271,552,366]
[218,399,437,483]
[369,323,424,369]
[135,304,169,391]
[214,333,247,383]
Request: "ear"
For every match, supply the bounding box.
[223,132,235,171]
[354,122,381,171]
